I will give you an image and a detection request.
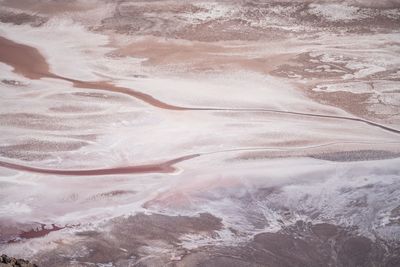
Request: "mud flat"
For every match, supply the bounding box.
[0,1,400,266]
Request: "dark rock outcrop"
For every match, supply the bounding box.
[0,255,38,267]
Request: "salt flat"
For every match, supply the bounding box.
[0,1,400,266]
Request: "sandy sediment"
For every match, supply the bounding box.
[0,1,399,267]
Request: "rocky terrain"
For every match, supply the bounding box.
[0,0,399,266]
[0,255,37,267]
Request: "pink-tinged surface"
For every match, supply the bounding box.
[0,1,400,266]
